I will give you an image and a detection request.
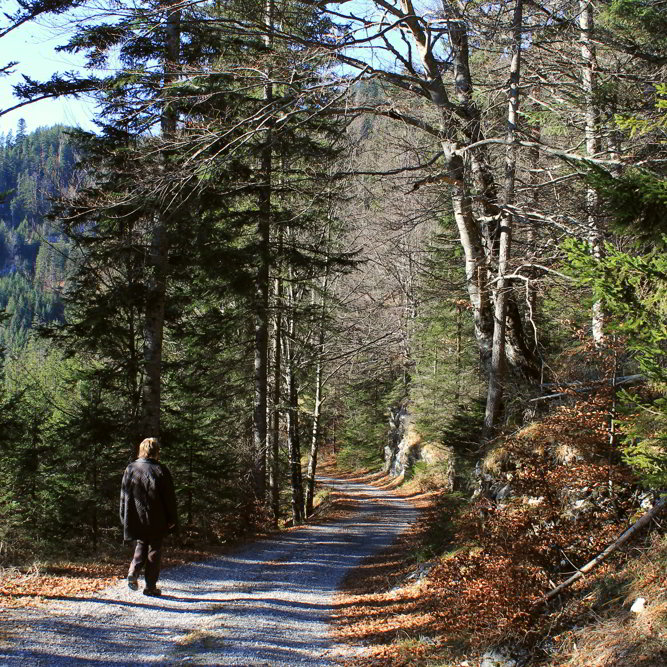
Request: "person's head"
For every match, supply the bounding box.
[138,437,160,460]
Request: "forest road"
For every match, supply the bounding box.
[0,476,418,666]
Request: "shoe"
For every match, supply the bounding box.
[143,587,162,597]
[127,575,138,591]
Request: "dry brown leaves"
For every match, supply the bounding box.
[0,540,260,609]
[547,534,667,667]
[331,396,653,666]
[0,563,119,608]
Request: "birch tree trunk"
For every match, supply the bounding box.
[140,1,180,438]
[305,270,329,517]
[580,0,606,347]
[392,0,495,367]
[343,0,537,380]
[444,3,496,367]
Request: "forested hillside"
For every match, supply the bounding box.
[0,124,76,347]
[1,0,666,664]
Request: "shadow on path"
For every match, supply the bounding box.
[0,476,418,666]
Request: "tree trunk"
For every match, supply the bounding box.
[252,0,275,499]
[287,368,304,524]
[455,303,462,405]
[140,1,180,438]
[285,282,304,524]
[305,349,323,517]
[525,92,541,351]
[483,0,523,439]
[141,216,168,438]
[268,226,283,524]
[394,0,543,376]
[580,0,605,347]
[446,151,495,368]
[305,269,328,517]
[394,0,496,367]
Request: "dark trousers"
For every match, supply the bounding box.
[128,538,163,589]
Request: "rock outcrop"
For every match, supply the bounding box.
[385,406,453,488]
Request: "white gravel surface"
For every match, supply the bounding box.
[0,476,418,666]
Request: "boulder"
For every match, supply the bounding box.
[480,648,517,667]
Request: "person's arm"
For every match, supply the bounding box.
[161,465,178,532]
[119,466,130,526]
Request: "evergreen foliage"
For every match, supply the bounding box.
[0,124,76,351]
[565,85,667,491]
[601,0,667,58]
[0,0,665,605]
[565,236,667,489]
[410,223,482,447]
[582,163,667,243]
[565,239,667,382]
[337,373,403,470]
[0,0,355,555]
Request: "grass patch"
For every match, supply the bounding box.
[404,460,429,483]
[175,627,224,649]
[313,487,332,510]
[335,442,384,472]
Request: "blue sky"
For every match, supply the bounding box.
[0,0,406,138]
[0,1,96,136]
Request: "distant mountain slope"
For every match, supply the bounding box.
[0,123,79,348]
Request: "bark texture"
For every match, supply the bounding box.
[580,0,606,347]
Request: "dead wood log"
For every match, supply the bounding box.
[531,375,645,402]
[541,498,666,603]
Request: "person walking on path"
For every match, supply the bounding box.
[120,437,178,597]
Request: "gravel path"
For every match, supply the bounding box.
[0,476,418,666]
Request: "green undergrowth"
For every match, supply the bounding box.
[335,440,385,472]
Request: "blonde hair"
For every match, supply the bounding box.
[138,437,160,460]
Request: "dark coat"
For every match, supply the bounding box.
[120,457,178,542]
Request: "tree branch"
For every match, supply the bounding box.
[540,499,666,602]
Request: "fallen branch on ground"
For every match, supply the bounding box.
[541,498,666,603]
